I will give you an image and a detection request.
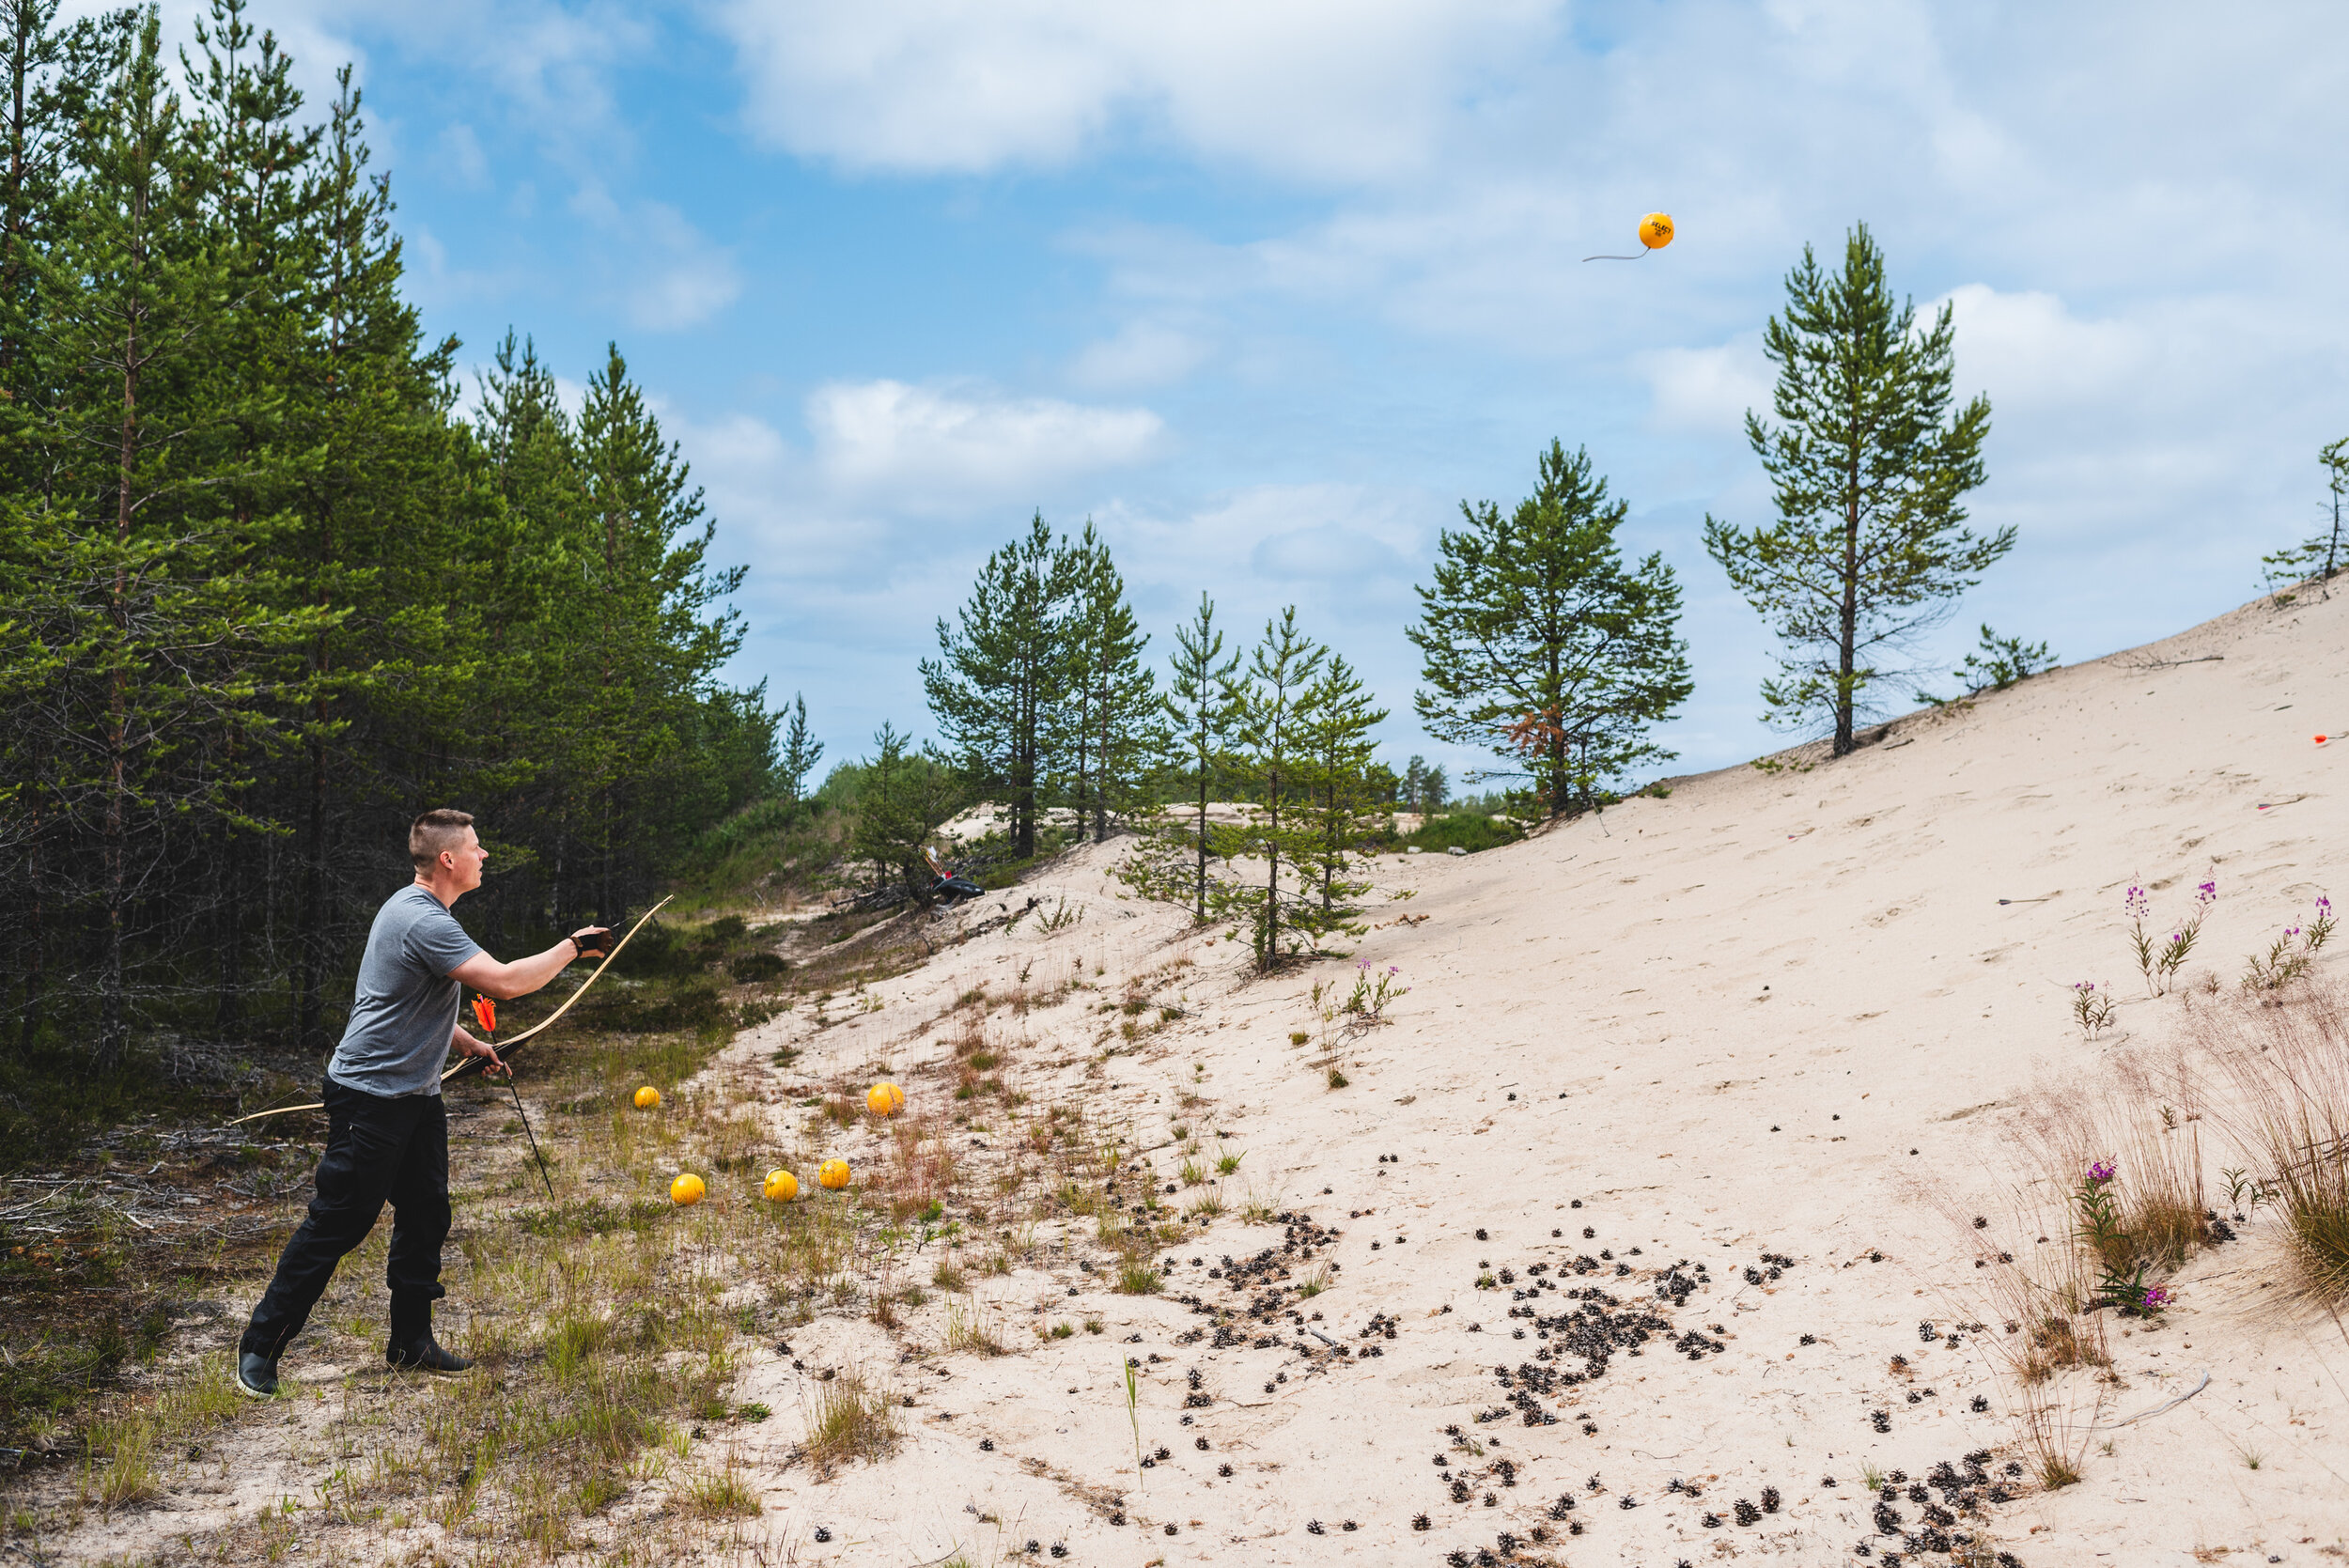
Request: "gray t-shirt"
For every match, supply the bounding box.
[326,886,486,1098]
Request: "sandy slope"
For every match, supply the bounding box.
[723,588,2349,1568]
[39,587,2349,1568]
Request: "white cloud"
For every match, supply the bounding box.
[1068,320,1214,390]
[566,188,742,330]
[711,0,1558,181]
[1938,287,2151,411]
[436,122,490,189]
[807,380,1166,509]
[1640,334,1772,435]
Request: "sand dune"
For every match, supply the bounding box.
[41,588,2348,1567]
[731,588,2349,1565]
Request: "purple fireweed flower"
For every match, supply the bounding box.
[2087,1160,2117,1185]
[2140,1284,2170,1311]
[2320,896,2334,913]
[2125,886,2149,919]
[2197,880,2217,905]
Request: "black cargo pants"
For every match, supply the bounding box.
[241,1078,450,1359]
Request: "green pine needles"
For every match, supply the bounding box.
[2263,436,2349,600]
[1410,441,1690,819]
[1703,222,2006,757]
[1118,604,1384,970]
[921,515,1160,859]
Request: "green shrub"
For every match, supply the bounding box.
[1407,812,1522,855]
[728,952,789,984]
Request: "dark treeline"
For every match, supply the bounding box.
[0,0,774,1073]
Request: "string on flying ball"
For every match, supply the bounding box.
[1584,211,1674,262]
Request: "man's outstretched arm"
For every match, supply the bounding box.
[450,927,609,1001]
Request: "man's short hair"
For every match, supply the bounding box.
[410,809,475,872]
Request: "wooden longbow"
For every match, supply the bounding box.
[229,895,674,1127]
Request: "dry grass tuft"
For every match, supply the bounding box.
[77,1353,241,1511]
[942,1295,1005,1356]
[2008,1038,2210,1276]
[801,1372,898,1472]
[682,1450,762,1517]
[2191,978,2349,1304]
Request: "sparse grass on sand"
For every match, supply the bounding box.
[2192,979,2349,1305]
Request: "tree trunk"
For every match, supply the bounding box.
[1193,760,1209,924]
[215,731,242,1035]
[297,730,326,1049]
[1835,450,1860,756]
[101,317,139,1070]
[17,737,42,1052]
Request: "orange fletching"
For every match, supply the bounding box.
[472,996,497,1033]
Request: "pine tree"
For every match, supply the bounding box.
[1296,652,1385,920]
[0,0,101,1052]
[1058,521,1158,842]
[183,0,331,1039]
[33,8,320,1064]
[571,342,749,916]
[922,513,1076,858]
[847,723,965,901]
[1220,607,1325,970]
[1703,224,2003,757]
[2263,436,2349,599]
[272,61,479,1046]
[1115,592,1237,922]
[1164,594,1237,919]
[778,691,823,802]
[1412,441,1689,817]
[471,331,591,925]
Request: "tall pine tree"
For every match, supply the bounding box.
[922,513,1075,858]
[1296,652,1385,920]
[1220,607,1325,970]
[1411,441,1689,817]
[1703,224,2001,756]
[1057,520,1158,842]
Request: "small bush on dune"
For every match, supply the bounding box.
[801,1372,897,1472]
[2009,1041,2210,1277]
[1406,812,1521,855]
[2193,979,2349,1304]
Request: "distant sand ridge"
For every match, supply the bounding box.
[706,588,2349,1565]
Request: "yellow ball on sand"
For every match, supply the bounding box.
[818,1158,851,1190]
[633,1085,661,1110]
[670,1172,706,1206]
[763,1168,799,1203]
[865,1081,905,1117]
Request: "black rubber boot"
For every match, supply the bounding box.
[236,1352,279,1399]
[385,1295,474,1375]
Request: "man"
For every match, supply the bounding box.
[236,809,612,1399]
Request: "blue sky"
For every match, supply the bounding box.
[182,0,2349,786]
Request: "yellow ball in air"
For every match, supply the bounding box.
[670,1172,706,1206]
[1639,211,1674,249]
[763,1168,799,1203]
[633,1085,661,1110]
[866,1081,905,1117]
[818,1158,851,1190]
